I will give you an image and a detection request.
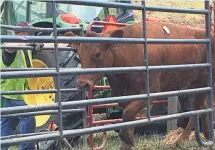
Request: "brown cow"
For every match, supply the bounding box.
[65,21,214,150]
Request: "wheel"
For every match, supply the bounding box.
[32,49,86,143]
[30,23,87,144]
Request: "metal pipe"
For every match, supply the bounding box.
[204,0,214,142]
[0,35,210,44]
[194,115,214,146]
[1,109,85,118]
[142,0,151,121]
[82,94,88,150]
[88,90,94,149]
[44,0,209,14]
[0,24,82,34]
[0,63,210,79]
[2,63,209,72]
[0,87,211,115]
[26,1,31,22]
[1,108,214,147]
[0,88,83,95]
[0,45,73,51]
[146,6,209,14]
[1,131,59,140]
[52,2,63,149]
[43,0,144,10]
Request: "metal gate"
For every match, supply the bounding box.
[0,0,214,149]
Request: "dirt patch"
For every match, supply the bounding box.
[132,0,214,28]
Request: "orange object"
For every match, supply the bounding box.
[48,122,58,131]
[102,15,120,32]
[60,14,80,24]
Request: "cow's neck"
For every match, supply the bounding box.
[111,48,128,68]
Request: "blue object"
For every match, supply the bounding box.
[1,96,36,150]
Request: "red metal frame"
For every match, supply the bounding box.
[87,85,168,150]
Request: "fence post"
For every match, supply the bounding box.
[167,96,178,131]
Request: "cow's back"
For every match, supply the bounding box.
[110,21,212,94]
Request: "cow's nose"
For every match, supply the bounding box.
[77,80,89,90]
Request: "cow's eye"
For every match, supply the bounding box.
[94,52,101,60]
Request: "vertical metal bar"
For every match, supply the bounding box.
[88,90,94,149]
[52,1,63,149]
[142,0,150,121]
[213,1,215,72]
[3,1,9,35]
[205,0,214,142]
[194,115,213,146]
[26,0,31,22]
[82,92,88,149]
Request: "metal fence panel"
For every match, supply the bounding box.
[0,0,214,149]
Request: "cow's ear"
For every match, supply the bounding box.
[64,31,80,53]
[107,29,124,49]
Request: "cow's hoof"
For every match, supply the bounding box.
[119,129,134,146]
[120,143,133,150]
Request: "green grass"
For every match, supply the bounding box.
[8,131,213,150]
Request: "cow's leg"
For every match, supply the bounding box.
[176,93,207,142]
[200,95,211,140]
[119,100,145,149]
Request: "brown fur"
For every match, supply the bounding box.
[65,21,214,149]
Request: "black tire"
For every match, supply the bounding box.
[33,49,86,143]
[31,22,86,144]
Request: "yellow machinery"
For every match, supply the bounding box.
[24,59,55,128]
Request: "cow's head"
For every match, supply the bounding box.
[65,29,124,90]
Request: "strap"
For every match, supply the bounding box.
[23,50,31,68]
[17,50,22,68]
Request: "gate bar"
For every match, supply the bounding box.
[0,45,73,51]
[1,87,211,115]
[0,24,82,33]
[52,2,63,149]
[1,109,85,118]
[0,35,210,44]
[0,64,210,79]
[1,88,83,95]
[44,0,209,14]
[142,0,151,121]
[1,108,214,147]
[193,1,215,147]
[194,115,214,146]
[205,0,214,142]
[0,63,210,72]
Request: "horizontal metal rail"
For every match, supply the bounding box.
[43,0,144,9]
[1,109,86,118]
[0,88,83,95]
[1,87,211,115]
[1,63,210,79]
[1,108,214,147]
[1,63,210,72]
[1,131,59,140]
[0,45,73,51]
[44,0,209,14]
[0,24,82,34]
[146,6,209,14]
[0,35,210,44]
